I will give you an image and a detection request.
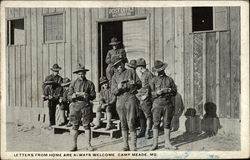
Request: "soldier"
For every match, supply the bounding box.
[94,76,116,130]
[150,60,177,150]
[58,77,71,126]
[126,59,146,138]
[136,58,154,139]
[42,77,62,127]
[111,57,141,151]
[68,64,96,151]
[105,37,128,81]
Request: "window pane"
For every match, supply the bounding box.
[44,13,63,42]
[8,19,25,45]
[192,7,213,32]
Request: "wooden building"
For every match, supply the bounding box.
[5,7,240,132]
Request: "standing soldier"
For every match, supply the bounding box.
[68,64,96,151]
[42,77,62,127]
[126,59,146,138]
[136,58,154,139]
[150,60,177,150]
[105,37,128,81]
[42,64,63,127]
[111,57,141,151]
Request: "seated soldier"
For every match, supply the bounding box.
[58,77,71,126]
[94,76,116,130]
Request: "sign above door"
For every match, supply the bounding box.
[108,8,135,18]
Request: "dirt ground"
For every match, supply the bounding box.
[5,122,240,152]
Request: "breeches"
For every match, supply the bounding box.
[152,98,174,129]
[69,101,93,130]
[116,94,138,132]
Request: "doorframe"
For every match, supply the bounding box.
[95,14,150,92]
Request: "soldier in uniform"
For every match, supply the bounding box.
[105,37,128,81]
[126,59,146,138]
[58,77,71,126]
[111,57,141,151]
[42,77,62,127]
[94,76,116,130]
[68,64,96,151]
[150,60,177,150]
[136,58,154,139]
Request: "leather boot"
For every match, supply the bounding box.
[85,129,94,151]
[130,131,137,151]
[137,118,146,138]
[93,112,101,129]
[122,130,130,151]
[105,112,112,130]
[164,129,177,150]
[70,129,78,151]
[150,129,158,151]
[145,118,152,139]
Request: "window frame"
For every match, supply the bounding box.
[43,11,65,44]
[191,7,230,34]
[6,17,26,46]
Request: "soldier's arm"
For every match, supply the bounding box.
[67,82,75,101]
[108,94,116,105]
[88,82,96,101]
[149,78,157,99]
[105,51,111,64]
[169,78,177,96]
[119,48,128,63]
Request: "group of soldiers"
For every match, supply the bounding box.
[42,37,178,151]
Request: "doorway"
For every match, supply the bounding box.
[98,18,148,90]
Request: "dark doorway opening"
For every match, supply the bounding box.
[98,21,123,84]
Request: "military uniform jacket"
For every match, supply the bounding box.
[61,88,70,105]
[68,77,96,103]
[111,68,141,97]
[137,69,154,99]
[43,85,62,101]
[150,73,177,100]
[99,88,116,105]
[42,74,63,91]
[105,48,128,65]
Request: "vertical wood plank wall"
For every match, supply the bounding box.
[6,7,240,119]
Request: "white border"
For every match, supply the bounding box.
[1,1,249,159]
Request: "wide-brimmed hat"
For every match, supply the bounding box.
[50,64,62,72]
[112,56,126,67]
[136,58,147,67]
[152,60,168,72]
[61,77,71,87]
[109,37,120,46]
[99,76,109,85]
[73,64,89,74]
[44,77,56,85]
[126,59,137,69]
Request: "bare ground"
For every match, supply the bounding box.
[6,122,240,152]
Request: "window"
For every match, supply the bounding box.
[44,13,64,42]
[192,7,213,32]
[7,18,25,45]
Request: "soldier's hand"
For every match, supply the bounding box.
[72,93,77,99]
[48,95,53,100]
[82,92,89,98]
[156,90,163,95]
[129,79,135,85]
[59,98,63,103]
[141,95,147,100]
[118,83,123,89]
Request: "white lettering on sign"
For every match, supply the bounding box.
[108,8,135,18]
